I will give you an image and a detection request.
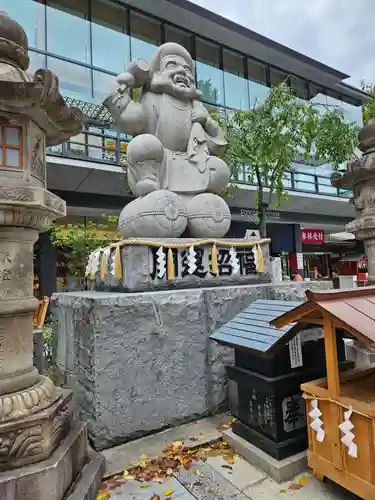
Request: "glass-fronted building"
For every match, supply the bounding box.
[5,0,371,291]
[4,0,367,176]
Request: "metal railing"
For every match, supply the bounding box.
[232,166,351,198]
[47,129,352,199]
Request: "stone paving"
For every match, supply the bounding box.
[100,415,360,500]
[106,456,358,500]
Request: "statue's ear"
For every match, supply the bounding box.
[196,89,203,99]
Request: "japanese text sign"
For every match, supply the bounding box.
[300,229,324,245]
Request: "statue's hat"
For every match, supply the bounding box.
[149,42,193,74]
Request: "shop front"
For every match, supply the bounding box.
[299,228,364,281]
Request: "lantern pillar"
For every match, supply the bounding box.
[0,11,103,500]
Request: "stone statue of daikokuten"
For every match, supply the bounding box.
[103,42,232,238]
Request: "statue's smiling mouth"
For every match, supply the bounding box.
[173,74,190,88]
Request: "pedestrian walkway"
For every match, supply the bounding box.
[98,414,359,500]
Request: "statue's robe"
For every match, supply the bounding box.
[140,92,225,194]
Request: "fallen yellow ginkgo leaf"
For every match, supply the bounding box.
[299,476,310,486]
[163,488,174,496]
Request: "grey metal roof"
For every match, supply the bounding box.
[210,299,301,355]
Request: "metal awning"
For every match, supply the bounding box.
[326,232,355,242]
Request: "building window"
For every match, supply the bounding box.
[28,50,46,74]
[164,25,193,54]
[270,67,288,87]
[289,76,308,99]
[93,70,117,104]
[46,0,90,64]
[130,11,162,61]
[47,57,92,101]
[223,49,249,110]
[0,125,22,169]
[196,37,224,105]
[309,83,326,114]
[91,0,129,73]
[248,58,269,107]
[0,0,46,51]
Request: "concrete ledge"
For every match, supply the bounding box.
[65,450,105,500]
[223,428,307,483]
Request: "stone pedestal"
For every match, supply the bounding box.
[53,281,332,450]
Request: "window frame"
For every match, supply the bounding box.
[0,125,23,170]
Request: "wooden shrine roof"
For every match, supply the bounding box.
[210,299,302,355]
[272,286,375,347]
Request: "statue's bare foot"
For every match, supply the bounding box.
[136,178,159,196]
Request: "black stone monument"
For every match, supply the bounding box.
[210,299,353,460]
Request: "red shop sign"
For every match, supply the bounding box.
[301,229,324,244]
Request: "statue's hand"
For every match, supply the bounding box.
[116,72,136,92]
[191,107,209,125]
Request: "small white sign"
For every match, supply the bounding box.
[296,253,304,269]
[289,334,303,368]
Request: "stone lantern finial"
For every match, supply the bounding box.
[0,10,29,70]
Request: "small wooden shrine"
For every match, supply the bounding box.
[272,287,375,500]
[210,299,352,460]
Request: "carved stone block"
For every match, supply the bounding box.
[0,388,73,470]
[0,422,105,500]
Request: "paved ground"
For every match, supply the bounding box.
[100,415,360,500]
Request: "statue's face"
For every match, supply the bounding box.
[160,55,195,90]
[149,54,201,100]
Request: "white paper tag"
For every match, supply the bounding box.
[341,431,355,447]
[309,407,322,420]
[289,334,303,368]
[310,418,323,431]
[348,442,358,458]
[316,428,325,442]
[339,419,354,433]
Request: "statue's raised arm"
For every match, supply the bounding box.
[103,59,150,137]
[104,42,232,239]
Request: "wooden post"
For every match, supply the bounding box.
[323,314,343,470]
[323,315,340,397]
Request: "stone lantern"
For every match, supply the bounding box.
[331,120,375,284]
[0,11,103,500]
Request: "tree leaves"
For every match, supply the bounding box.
[99,438,236,496]
[221,82,359,236]
[50,217,119,276]
[360,80,375,124]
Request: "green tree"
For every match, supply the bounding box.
[197,79,219,105]
[222,83,359,237]
[360,80,375,123]
[50,217,119,276]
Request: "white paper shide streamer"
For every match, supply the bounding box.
[187,245,197,274]
[109,248,116,277]
[309,399,325,443]
[339,408,357,458]
[85,248,101,278]
[229,246,240,274]
[252,245,258,270]
[156,246,166,278]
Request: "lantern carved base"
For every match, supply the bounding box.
[0,383,72,471]
[0,422,105,500]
